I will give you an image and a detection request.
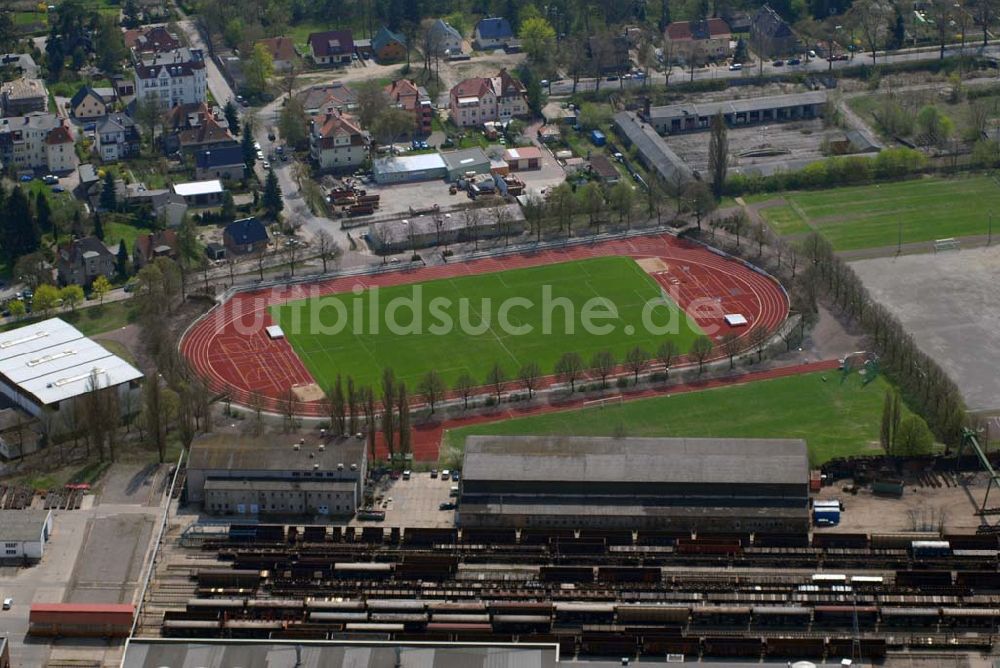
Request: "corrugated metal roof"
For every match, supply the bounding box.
[462,435,809,486]
[31,603,134,614]
[0,510,50,542]
[647,91,827,121]
[173,179,224,196]
[373,153,447,175]
[0,318,142,406]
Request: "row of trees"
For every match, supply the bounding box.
[320,370,411,463]
[802,232,966,446]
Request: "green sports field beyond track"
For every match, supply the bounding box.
[271,256,703,390]
[756,175,1000,251]
[444,371,906,466]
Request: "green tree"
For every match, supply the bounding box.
[122,0,141,28]
[397,383,411,454]
[1,186,39,260]
[35,192,53,237]
[91,274,112,304]
[94,14,126,73]
[100,172,117,212]
[262,168,283,219]
[894,415,935,455]
[608,181,635,228]
[241,119,256,169]
[6,298,26,319]
[60,284,84,311]
[708,111,728,199]
[244,42,274,95]
[116,239,129,277]
[278,96,308,150]
[223,99,241,136]
[32,283,61,315]
[518,16,556,64]
[93,211,105,240]
[916,106,954,147]
[221,191,236,221]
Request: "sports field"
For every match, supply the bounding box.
[444,371,906,465]
[757,175,1000,250]
[271,256,703,390]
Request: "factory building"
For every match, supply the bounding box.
[458,436,810,532]
[642,91,827,134]
[186,433,367,518]
[0,509,52,564]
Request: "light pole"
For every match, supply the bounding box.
[989,209,993,246]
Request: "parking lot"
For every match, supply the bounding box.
[352,471,457,528]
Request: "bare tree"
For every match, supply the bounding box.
[347,376,358,434]
[656,340,679,378]
[397,383,411,455]
[625,346,650,384]
[690,335,715,374]
[248,389,264,436]
[518,362,542,399]
[485,362,507,403]
[463,207,482,251]
[418,370,445,414]
[315,230,342,274]
[749,325,770,362]
[850,0,893,63]
[554,351,585,392]
[280,386,297,432]
[971,0,999,46]
[454,372,476,410]
[721,332,741,369]
[381,368,396,460]
[590,350,617,390]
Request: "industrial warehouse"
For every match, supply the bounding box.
[185,433,367,518]
[457,436,810,532]
[0,317,143,417]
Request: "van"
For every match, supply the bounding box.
[3,598,12,610]
[402,470,411,480]
[449,486,459,497]
[441,470,450,481]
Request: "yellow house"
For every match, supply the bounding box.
[69,86,108,120]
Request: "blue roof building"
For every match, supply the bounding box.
[473,17,514,50]
[223,217,269,255]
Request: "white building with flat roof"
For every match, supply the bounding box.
[0,509,52,563]
[0,318,143,416]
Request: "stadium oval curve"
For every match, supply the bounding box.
[179,233,789,417]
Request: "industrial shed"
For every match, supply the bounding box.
[372,153,447,184]
[459,436,810,532]
[186,433,367,518]
[441,147,491,181]
[643,91,827,134]
[0,318,142,417]
[0,509,52,563]
[613,111,693,183]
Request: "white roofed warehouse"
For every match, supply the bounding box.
[0,318,143,417]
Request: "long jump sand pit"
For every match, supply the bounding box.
[851,245,1000,413]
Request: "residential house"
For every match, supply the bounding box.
[750,4,799,57]
[150,191,188,227]
[0,113,76,173]
[1,78,47,117]
[428,19,464,55]
[308,30,355,66]
[385,79,433,137]
[223,217,269,255]
[127,188,189,227]
[255,36,297,71]
[449,69,527,127]
[134,48,207,112]
[195,145,245,181]
[473,17,514,50]
[309,112,366,172]
[664,19,733,63]
[173,179,224,207]
[57,236,115,286]
[299,82,357,116]
[111,75,136,102]
[164,103,236,154]
[95,114,140,162]
[124,25,181,55]
[133,230,178,269]
[371,26,407,62]
[68,86,108,119]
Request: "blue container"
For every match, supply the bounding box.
[590,130,606,146]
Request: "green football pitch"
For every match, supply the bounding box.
[757,175,1000,251]
[444,371,906,466]
[271,256,703,390]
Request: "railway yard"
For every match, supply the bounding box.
[134,519,1000,663]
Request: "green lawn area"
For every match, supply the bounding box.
[758,203,812,236]
[758,175,1000,250]
[103,220,143,251]
[272,256,703,390]
[444,371,905,467]
[1,300,136,336]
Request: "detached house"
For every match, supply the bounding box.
[124,26,181,55]
[1,78,47,117]
[473,17,514,50]
[309,112,366,172]
[665,19,733,62]
[449,69,527,127]
[57,236,115,286]
[385,79,433,137]
[134,48,207,112]
[371,26,407,63]
[223,217,269,255]
[133,230,178,269]
[69,86,108,119]
[164,103,237,154]
[428,19,463,55]
[95,114,140,162]
[750,5,799,57]
[195,145,245,181]
[308,30,355,66]
[255,37,297,71]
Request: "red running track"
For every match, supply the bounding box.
[180,233,789,417]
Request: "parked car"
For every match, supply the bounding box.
[441,469,450,480]
[728,63,743,71]
[430,469,438,478]
[772,60,784,66]
[439,502,457,511]
[18,174,32,182]
[42,174,58,184]
[3,598,12,610]
[402,470,411,480]
[788,58,801,65]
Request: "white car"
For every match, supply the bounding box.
[263,161,270,169]
[3,598,12,610]
[255,150,264,161]
[728,63,743,71]
[253,141,261,151]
